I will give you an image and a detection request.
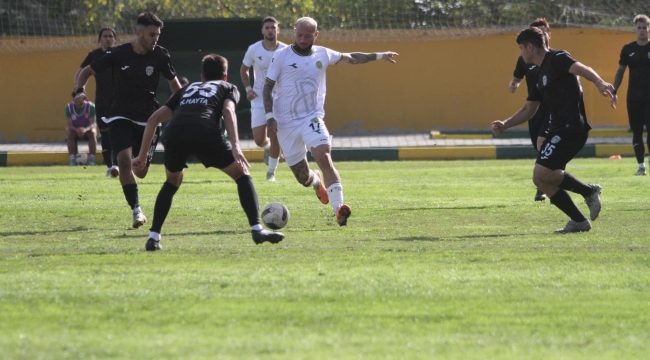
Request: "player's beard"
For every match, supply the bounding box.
[264,34,276,41]
[294,42,313,55]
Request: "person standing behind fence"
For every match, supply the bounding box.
[74,27,119,177]
[65,97,97,166]
[611,14,650,176]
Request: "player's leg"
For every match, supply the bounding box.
[643,101,650,172]
[145,168,183,251]
[305,119,351,226]
[194,129,283,244]
[529,115,546,201]
[86,128,97,165]
[627,101,646,175]
[66,128,78,166]
[251,106,279,180]
[131,124,160,179]
[109,121,146,228]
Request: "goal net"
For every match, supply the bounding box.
[1,0,647,55]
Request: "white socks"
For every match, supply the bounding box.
[310,171,321,188]
[148,232,161,241]
[268,157,279,173]
[251,224,263,231]
[327,183,343,212]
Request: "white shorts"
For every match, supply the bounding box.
[250,106,266,128]
[277,118,332,166]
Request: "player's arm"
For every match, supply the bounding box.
[263,79,277,133]
[491,101,540,136]
[168,77,182,95]
[223,98,250,169]
[508,77,522,93]
[338,52,398,65]
[240,64,257,101]
[132,106,173,169]
[569,62,614,98]
[610,64,627,109]
[74,66,97,100]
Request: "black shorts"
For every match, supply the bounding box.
[162,125,234,173]
[536,130,588,171]
[95,103,110,131]
[108,120,160,167]
[626,100,650,134]
[528,113,549,147]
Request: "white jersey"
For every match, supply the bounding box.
[242,40,287,107]
[265,45,342,127]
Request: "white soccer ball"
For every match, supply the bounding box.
[76,153,89,165]
[261,202,289,230]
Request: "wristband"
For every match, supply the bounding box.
[265,112,274,120]
[376,53,383,60]
[612,89,617,95]
[75,87,85,96]
[245,86,253,92]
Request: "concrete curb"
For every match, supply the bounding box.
[0,144,636,166]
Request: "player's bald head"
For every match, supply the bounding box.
[295,17,317,32]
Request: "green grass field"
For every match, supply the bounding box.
[0,159,648,359]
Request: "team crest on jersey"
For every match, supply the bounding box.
[316,61,323,69]
[146,66,154,76]
[551,135,561,144]
[542,75,547,86]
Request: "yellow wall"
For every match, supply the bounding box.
[0,28,633,141]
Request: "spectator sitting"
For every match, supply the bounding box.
[65,97,97,166]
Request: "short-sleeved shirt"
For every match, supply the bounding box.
[527,50,590,134]
[90,43,176,123]
[164,80,240,132]
[618,41,650,102]
[242,41,288,107]
[265,45,342,127]
[80,48,114,107]
[65,101,96,128]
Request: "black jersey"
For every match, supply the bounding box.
[527,50,590,134]
[619,41,650,102]
[513,55,539,94]
[81,48,114,107]
[164,80,240,131]
[90,43,176,122]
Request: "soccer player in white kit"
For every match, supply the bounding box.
[240,16,287,182]
[262,17,398,226]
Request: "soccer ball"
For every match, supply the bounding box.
[76,153,89,165]
[261,202,289,230]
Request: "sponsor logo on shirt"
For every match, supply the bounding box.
[288,63,297,69]
[146,66,154,76]
[630,52,635,57]
[121,66,129,70]
[258,56,262,60]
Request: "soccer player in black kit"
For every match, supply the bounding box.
[132,54,285,251]
[492,28,612,233]
[508,18,552,202]
[74,27,119,178]
[74,12,182,229]
[611,14,650,176]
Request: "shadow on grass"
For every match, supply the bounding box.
[391,233,529,242]
[112,229,244,239]
[397,205,508,211]
[452,233,529,239]
[391,236,442,241]
[0,226,90,237]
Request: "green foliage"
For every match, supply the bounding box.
[0,160,649,358]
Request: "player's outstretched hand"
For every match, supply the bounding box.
[381,52,399,64]
[246,89,258,101]
[610,95,618,109]
[508,79,520,94]
[597,81,615,98]
[232,146,250,169]
[132,155,146,170]
[491,120,506,136]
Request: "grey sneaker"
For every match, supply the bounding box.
[145,238,162,251]
[252,229,284,244]
[554,219,592,234]
[266,172,276,182]
[263,147,270,166]
[583,184,602,221]
[132,207,147,229]
[634,168,646,176]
